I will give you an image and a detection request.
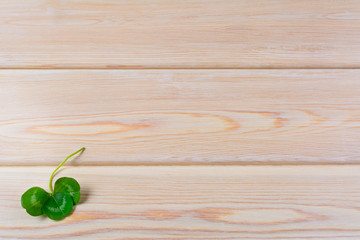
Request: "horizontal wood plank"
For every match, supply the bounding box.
[1,69,360,165]
[1,166,360,239]
[1,0,360,68]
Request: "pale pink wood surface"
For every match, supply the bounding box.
[1,0,360,68]
[2,166,360,239]
[1,70,359,165]
[1,1,359,239]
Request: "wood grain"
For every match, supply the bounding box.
[2,1,359,239]
[1,69,360,165]
[1,0,360,68]
[1,166,360,239]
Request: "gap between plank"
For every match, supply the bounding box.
[0,67,360,70]
[2,162,360,167]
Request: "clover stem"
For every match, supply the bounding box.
[49,147,85,194]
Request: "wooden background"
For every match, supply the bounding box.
[1,1,360,239]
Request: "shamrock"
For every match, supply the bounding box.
[21,147,85,220]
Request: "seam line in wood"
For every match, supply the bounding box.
[0,67,360,70]
[2,163,360,167]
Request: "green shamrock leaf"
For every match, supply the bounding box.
[21,147,85,220]
[21,187,50,216]
[54,177,80,205]
[43,193,74,220]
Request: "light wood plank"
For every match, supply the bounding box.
[1,166,360,239]
[1,70,360,165]
[1,0,360,68]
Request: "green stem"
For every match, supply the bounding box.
[49,147,85,194]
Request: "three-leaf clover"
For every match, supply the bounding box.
[21,147,85,220]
